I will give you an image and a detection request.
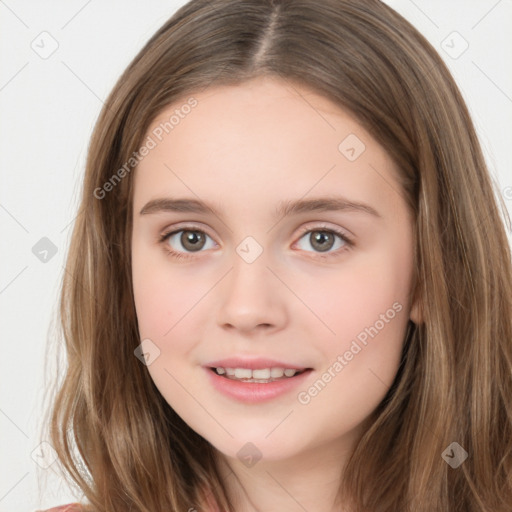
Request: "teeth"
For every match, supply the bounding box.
[234,368,252,379]
[270,368,285,378]
[253,369,271,379]
[214,367,303,380]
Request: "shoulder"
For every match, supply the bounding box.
[36,503,86,512]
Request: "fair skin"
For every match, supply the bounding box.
[131,76,421,512]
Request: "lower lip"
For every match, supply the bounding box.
[204,367,313,403]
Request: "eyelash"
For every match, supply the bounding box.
[158,224,354,261]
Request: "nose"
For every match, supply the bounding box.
[216,251,287,334]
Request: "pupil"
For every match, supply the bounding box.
[312,231,333,252]
[182,231,205,251]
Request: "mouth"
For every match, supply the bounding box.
[204,365,314,403]
[209,366,311,383]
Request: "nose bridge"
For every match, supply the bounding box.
[216,236,286,331]
[227,238,273,300]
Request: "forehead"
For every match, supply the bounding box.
[133,77,404,219]
[146,76,365,159]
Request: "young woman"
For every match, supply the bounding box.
[38,0,512,511]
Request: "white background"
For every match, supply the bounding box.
[1,1,511,511]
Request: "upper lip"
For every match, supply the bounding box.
[204,357,311,370]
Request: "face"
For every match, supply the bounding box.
[131,76,419,467]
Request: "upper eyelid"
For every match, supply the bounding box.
[160,220,353,238]
[159,222,354,250]
[160,222,216,241]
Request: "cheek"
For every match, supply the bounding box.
[132,263,169,340]
[292,264,411,442]
[303,240,413,405]
[305,247,412,347]
[132,240,200,341]
[131,254,204,401]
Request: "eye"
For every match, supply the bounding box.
[294,225,353,259]
[159,227,216,260]
[158,224,354,261]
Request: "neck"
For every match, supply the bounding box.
[214,435,358,512]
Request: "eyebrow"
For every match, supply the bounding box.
[139,196,381,219]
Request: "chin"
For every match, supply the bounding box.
[207,427,309,465]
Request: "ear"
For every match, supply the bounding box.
[409,290,423,324]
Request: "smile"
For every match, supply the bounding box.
[211,367,308,382]
[205,366,313,403]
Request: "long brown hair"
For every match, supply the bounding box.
[41,0,512,510]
